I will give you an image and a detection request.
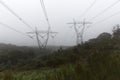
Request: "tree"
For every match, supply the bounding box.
[112,24,120,38]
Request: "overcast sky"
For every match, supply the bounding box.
[0,0,120,46]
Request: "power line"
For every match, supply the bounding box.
[39,0,51,28]
[0,22,35,40]
[87,0,92,4]
[87,10,120,29]
[0,22,32,38]
[0,0,34,31]
[40,0,48,20]
[89,0,120,20]
[91,10,120,26]
[79,0,98,19]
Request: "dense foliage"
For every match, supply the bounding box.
[0,25,120,80]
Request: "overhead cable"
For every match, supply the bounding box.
[89,0,120,20]
[79,0,98,19]
[0,0,34,31]
[39,0,51,28]
[93,10,120,26]
[0,22,33,39]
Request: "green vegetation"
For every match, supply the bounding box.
[0,25,120,80]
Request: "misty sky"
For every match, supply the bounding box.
[0,0,120,46]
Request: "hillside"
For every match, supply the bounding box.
[0,25,120,80]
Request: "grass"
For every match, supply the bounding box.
[0,65,77,80]
[0,56,120,80]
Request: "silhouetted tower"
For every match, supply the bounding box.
[27,27,58,49]
[68,19,92,45]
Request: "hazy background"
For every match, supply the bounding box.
[0,0,120,46]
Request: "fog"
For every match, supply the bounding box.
[0,0,120,46]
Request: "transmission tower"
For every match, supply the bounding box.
[27,27,58,49]
[68,19,92,45]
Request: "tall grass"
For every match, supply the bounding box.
[0,52,120,80]
[0,61,120,80]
